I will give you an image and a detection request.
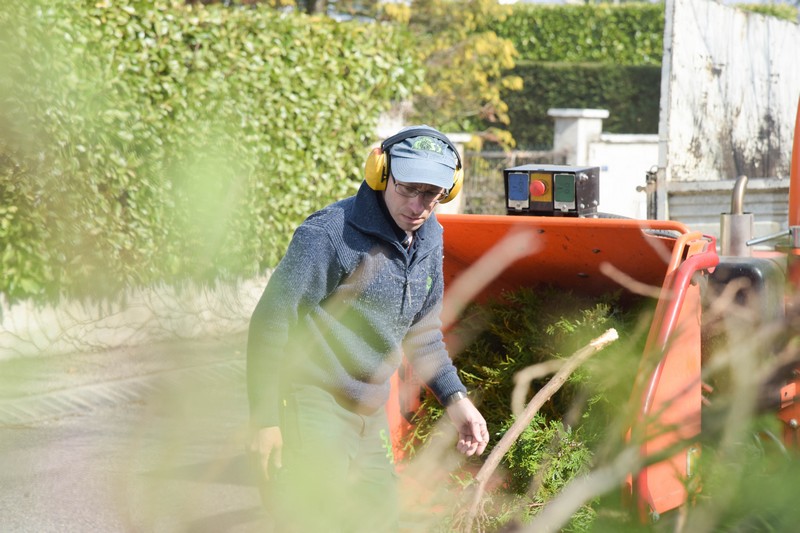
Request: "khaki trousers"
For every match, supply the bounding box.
[260,385,399,533]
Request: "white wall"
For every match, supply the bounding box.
[549,108,657,219]
[0,277,268,359]
[658,0,800,222]
[589,134,658,219]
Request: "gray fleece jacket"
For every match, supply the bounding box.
[247,182,466,428]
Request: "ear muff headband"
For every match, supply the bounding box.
[364,128,464,204]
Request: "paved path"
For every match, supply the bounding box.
[0,333,272,532]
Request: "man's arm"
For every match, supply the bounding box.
[404,260,490,456]
[246,223,344,477]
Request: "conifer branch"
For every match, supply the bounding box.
[462,328,619,531]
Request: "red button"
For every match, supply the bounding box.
[530,180,547,197]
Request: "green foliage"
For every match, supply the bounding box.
[486,3,665,148]
[400,0,523,145]
[274,0,527,147]
[505,62,662,149]
[403,286,641,530]
[502,414,596,529]
[489,3,665,66]
[453,287,624,427]
[0,0,421,303]
[736,3,799,21]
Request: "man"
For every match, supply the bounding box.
[247,125,489,532]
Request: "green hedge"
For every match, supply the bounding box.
[504,62,662,149]
[0,0,421,303]
[489,3,665,66]
[491,2,797,149]
[484,3,665,148]
[737,3,799,21]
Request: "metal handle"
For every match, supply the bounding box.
[746,227,800,248]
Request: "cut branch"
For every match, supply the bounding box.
[462,328,619,531]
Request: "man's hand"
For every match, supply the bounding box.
[446,397,489,456]
[249,426,283,480]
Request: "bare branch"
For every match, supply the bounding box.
[599,261,663,299]
[462,328,619,531]
[511,359,564,416]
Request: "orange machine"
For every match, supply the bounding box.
[387,174,719,520]
[776,96,800,448]
[387,95,800,521]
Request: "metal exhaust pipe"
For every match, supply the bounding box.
[720,175,754,257]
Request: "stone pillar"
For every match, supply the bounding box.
[548,108,609,166]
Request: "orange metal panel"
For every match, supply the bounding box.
[788,96,800,289]
[632,234,718,518]
[387,371,412,462]
[637,284,703,516]
[438,214,690,301]
[788,95,800,227]
[778,375,800,448]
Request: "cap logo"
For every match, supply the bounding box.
[411,136,443,155]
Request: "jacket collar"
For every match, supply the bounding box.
[349,182,442,252]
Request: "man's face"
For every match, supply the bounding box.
[383,175,446,233]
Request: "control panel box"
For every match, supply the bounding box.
[504,164,600,217]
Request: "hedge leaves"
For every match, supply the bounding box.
[0,0,421,303]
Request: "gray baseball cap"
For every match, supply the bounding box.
[388,125,459,190]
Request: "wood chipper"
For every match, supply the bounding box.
[387,97,800,522]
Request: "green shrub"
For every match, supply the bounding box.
[485,3,665,148]
[489,3,665,66]
[0,0,421,303]
[402,286,645,530]
[736,3,799,22]
[504,62,662,149]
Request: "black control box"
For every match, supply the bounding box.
[504,164,600,217]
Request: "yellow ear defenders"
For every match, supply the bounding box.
[364,127,464,204]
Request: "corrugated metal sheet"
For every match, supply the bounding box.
[667,178,788,235]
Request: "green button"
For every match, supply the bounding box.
[554,174,576,203]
